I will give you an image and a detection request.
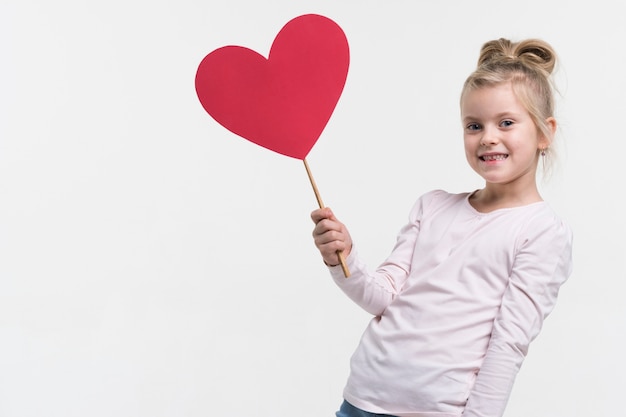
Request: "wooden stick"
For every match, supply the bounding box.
[303,158,350,278]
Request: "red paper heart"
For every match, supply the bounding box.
[195,14,350,160]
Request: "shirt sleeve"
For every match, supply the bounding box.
[461,214,574,417]
[327,191,439,316]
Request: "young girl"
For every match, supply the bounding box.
[311,38,574,417]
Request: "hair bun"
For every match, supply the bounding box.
[478,38,557,75]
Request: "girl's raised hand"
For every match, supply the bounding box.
[311,207,352,267]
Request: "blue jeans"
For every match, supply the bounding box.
[336,400,398,417]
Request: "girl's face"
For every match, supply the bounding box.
[461,82,553,188]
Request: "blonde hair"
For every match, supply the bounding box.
[461,38,559,174]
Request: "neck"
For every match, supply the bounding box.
[470,181,543,213]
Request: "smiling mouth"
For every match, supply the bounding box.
[480,154,508,161]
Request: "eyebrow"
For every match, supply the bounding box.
[462,111,521,122]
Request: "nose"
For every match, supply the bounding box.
[479,126,499,147]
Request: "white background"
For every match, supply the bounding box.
[1,1,624,416]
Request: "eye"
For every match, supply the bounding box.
[500,119,514,127]
[465,122,481,131]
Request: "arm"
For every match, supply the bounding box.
[462,216,574,417]
[311,199,423,316]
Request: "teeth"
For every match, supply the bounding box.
[482,154,507,161]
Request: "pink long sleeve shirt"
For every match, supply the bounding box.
[328,190,573,417]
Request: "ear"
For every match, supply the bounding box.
[539,117,557,149]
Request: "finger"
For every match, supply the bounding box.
[314,228,345,245]
[311,207,334,224]
[319,241,346,260]
[313,218,343,238]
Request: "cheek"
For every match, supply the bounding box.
[508,139,536,159]
[463,137,476,156]
[463,145,477,166]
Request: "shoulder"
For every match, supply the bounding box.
[506,204,575,285]
[514,203,573,268]
[410,189,470,220]
[416,189,470,206]
[410,189,471,214]
[521,203,573,241]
